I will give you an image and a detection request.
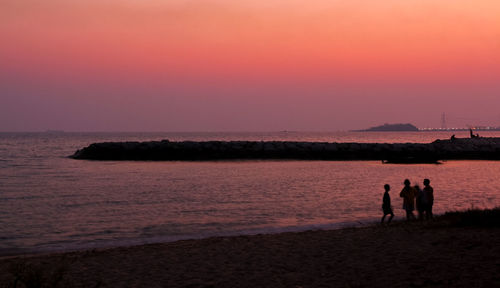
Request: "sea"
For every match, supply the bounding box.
[1,131,500,256]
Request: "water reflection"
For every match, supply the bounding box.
[1,132,500,254]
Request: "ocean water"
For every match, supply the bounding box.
[1,131,500,256]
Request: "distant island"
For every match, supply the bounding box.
[356,123,419,132]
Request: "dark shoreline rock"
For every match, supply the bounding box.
[70,137,500,161]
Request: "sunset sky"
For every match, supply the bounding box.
[1,0,500,131]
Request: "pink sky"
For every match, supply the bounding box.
[1,0,500,131]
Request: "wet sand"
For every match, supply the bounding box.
[1,221,499,287]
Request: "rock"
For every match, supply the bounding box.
[69,137,500,161]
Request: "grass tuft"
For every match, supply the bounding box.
[3,257,70,288]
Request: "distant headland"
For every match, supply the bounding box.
[355,123,419,132]
[356,123,500,132]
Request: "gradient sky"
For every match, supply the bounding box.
[1,0,500,131]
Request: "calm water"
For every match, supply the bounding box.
[1,131,500,255]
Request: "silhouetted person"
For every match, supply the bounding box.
[423,179,434,219]
[400,179,416,221]
[381,184,394,224]
[451,134,456,140]
[470,129,479,138]
[415,184,426,220]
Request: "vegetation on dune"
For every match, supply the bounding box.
[434,207,500,228]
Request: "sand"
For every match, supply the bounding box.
[1,221,499,287]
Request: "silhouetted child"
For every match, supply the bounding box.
[423,179,434,219]
[381,184,394,223]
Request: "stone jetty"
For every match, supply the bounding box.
[70,137,500,161]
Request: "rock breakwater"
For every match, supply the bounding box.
[70,137,500,161]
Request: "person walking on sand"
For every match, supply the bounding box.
[415,184,426,220]
[400,179,416,221]
[381,184,394,224]
[423,179,434,219]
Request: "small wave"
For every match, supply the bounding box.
[0,218,380,258]
[67,229,118,239]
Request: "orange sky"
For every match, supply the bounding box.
[1,0,500,131]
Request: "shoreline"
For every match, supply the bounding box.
[0,217,380,259]
[1,208,498,287]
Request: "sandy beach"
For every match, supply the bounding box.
[1,211,499,288]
